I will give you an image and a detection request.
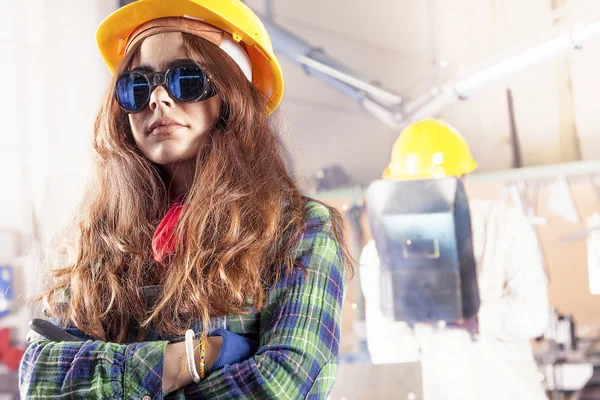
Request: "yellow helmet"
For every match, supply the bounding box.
[96,0,284,114]
[383,118,477,180]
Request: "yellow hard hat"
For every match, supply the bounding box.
[383,118,477,179]
[96,0,284,114]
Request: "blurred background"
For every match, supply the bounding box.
[4,0,600,398]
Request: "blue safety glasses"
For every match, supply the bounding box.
[115,60,216,113]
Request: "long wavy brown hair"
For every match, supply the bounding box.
[40,33,353,343]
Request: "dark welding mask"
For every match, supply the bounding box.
[366,177,480,323]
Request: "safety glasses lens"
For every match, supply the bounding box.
[116,72,150,112]
[168,65,206,102]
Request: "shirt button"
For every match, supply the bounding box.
[141,396,151,400]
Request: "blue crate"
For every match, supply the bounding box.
[0,266,14,318]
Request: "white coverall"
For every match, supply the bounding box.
[360,200,549,400]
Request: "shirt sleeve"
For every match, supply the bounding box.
[19,331,168,399]
[477,204,549,341]
[182,204,347,400]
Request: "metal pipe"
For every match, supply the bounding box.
[402,16,600,121]
[261,18,404,105]
[295,66,406,127]
[361,98,404,128]
[453,34,574,98]
[452,20,600,98]
[297,55,404,104]
[303,67,368,102]
[260,9,600,129]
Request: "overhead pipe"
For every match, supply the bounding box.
[452,22,600,98]
[261,18,404,106]
[406,19,600,121]
[264,0,272,18]
[295,54,404,105]
[260,11,600,128]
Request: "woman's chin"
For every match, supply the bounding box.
[145,147,197,166]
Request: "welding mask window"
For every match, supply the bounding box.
[401,238,439,259]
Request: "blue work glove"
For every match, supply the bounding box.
[210,328,259,372]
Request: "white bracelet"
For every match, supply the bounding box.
[185,329,201,383]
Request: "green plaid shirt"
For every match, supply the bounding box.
[19,201,347,399]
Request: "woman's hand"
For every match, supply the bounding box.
[162,336,223,394]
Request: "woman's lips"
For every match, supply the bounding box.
[148,117,185,135]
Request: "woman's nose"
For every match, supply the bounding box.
[149,85,174,111]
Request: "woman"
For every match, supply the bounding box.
[19,1,352,399]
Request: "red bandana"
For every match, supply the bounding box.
[151,202,184,263]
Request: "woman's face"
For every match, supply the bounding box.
[127,32,222,166]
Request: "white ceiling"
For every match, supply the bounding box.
[243,0,600,186]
